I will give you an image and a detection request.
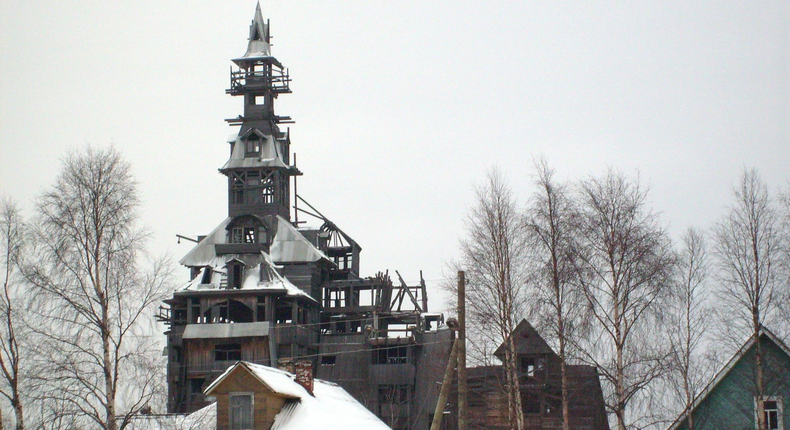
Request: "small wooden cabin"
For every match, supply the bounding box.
[204,361,391,430]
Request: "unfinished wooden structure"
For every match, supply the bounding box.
[446,320,609,430]
[160,5,453,430]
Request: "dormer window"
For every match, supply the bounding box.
[244,135,261,157]
[231,227,257,244]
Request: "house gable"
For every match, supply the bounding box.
[669,330,790,430]
[206,364,294,430]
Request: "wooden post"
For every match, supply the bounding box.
[430,339,459,430]
[458,270,467,430]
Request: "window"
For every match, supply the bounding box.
[244,227,256,243]
[245,136,261,157]
[254,95,265,105]
[379,385,411,416]
[189,378,204,402]
[522,356,546,378]
[215,344,241,361]
[373,345,410,364]
[227,263,243,289]
[321,355,336,366]
[229,393,253,430]
[758,398,783,430]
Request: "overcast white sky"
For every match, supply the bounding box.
[2,1,789,314]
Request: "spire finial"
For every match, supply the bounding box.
[241,1,271,58]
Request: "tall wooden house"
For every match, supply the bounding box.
[667,326,790,430]
[159,4,453,430]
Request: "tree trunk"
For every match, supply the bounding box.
[560,340,570,430]
[12,392,23,430]
[506,335,524,430]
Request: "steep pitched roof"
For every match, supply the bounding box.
[666,326,790,430]
[204,362,391,430]
[494,319,556,360]
[179,215,328,267]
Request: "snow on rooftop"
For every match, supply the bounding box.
[124,403,216,430]
[179,216,328,268]
[179,252,314,301]
[205,362,391,430]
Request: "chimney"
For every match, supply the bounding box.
[294,360,314,395]
[277,358,295,374]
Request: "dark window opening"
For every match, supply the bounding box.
[379,385,410,404]
[373,345,410,365]
[189,378,205,402]
[203,300,253,323]
[245,136,261,157]
[765,400,780,430]
[522,391,541,414]
[227,264,243,290]
[200,267,212,284]
[275,300,293,324]
[521,356,545,378]
[321,355,336,366]
[231,174,245,204]
[215,343,242,361]
[379,385,411,418]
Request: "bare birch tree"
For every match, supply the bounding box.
[666,228,712,430]
[454,168,528,430]
[574,170,675,430]
[712,169,788,430]
[0,199,27,430]
[524,158,586,430]
[22,147,172,430]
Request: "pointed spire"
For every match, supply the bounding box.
[240,1,271,60]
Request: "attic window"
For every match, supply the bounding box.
[200,267,212,284]
[226,262,243,290]
[231,227,257,244]
[759,398,782,430]
[245,135,261,157]
[521,357,546,378]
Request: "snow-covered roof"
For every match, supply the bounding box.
[269,215,329,263]
[204,362,391,430]
[179,252,314,301]
[179,216,328,268]
[220,134,294,171]
[123,403,216,430]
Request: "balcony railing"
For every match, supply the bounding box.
[228,68,291,94]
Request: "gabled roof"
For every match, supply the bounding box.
[666,326,790,430]
[494,319,556,360]
[204,362,391,430]
[205,361,304,399]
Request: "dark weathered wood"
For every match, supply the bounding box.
[431,339,459,430]
[458,270,467,430]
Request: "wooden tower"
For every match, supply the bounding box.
[161,5,454,429]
